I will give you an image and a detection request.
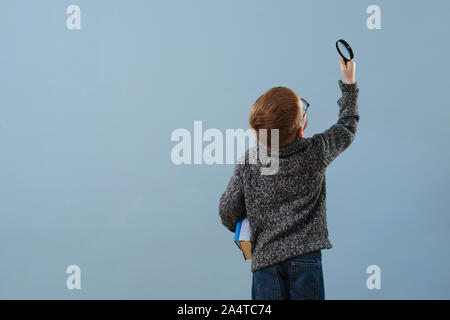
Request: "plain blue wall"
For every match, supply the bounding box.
[0,0,449,299]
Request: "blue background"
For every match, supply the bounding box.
[0,0,449,299]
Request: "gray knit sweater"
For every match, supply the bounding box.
[219,80,359,272]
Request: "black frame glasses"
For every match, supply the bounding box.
[300,98,310,119]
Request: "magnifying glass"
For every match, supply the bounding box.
[336,39,354,65]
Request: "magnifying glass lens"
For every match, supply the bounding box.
[336,39,354,63]
[337,42,351,60]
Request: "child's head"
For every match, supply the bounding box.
[249,86,307,147]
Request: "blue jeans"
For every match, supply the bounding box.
[251,250,325,300]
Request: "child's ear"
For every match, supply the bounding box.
[301,113,308,130]
[298,114,307,138]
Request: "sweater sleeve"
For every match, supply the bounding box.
[312,80,360,167]
[219,164,246,233]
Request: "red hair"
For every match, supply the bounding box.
[249,86,301,147]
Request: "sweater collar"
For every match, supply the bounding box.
[257,134,310,158]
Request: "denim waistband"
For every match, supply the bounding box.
[299,250,322,258]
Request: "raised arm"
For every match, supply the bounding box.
[312,58,360,167]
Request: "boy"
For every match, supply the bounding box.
[219,58,359,300]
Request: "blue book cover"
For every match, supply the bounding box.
[234,216,252,260]
[234,219,243,243]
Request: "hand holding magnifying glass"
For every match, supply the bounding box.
[336,39,356,84]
